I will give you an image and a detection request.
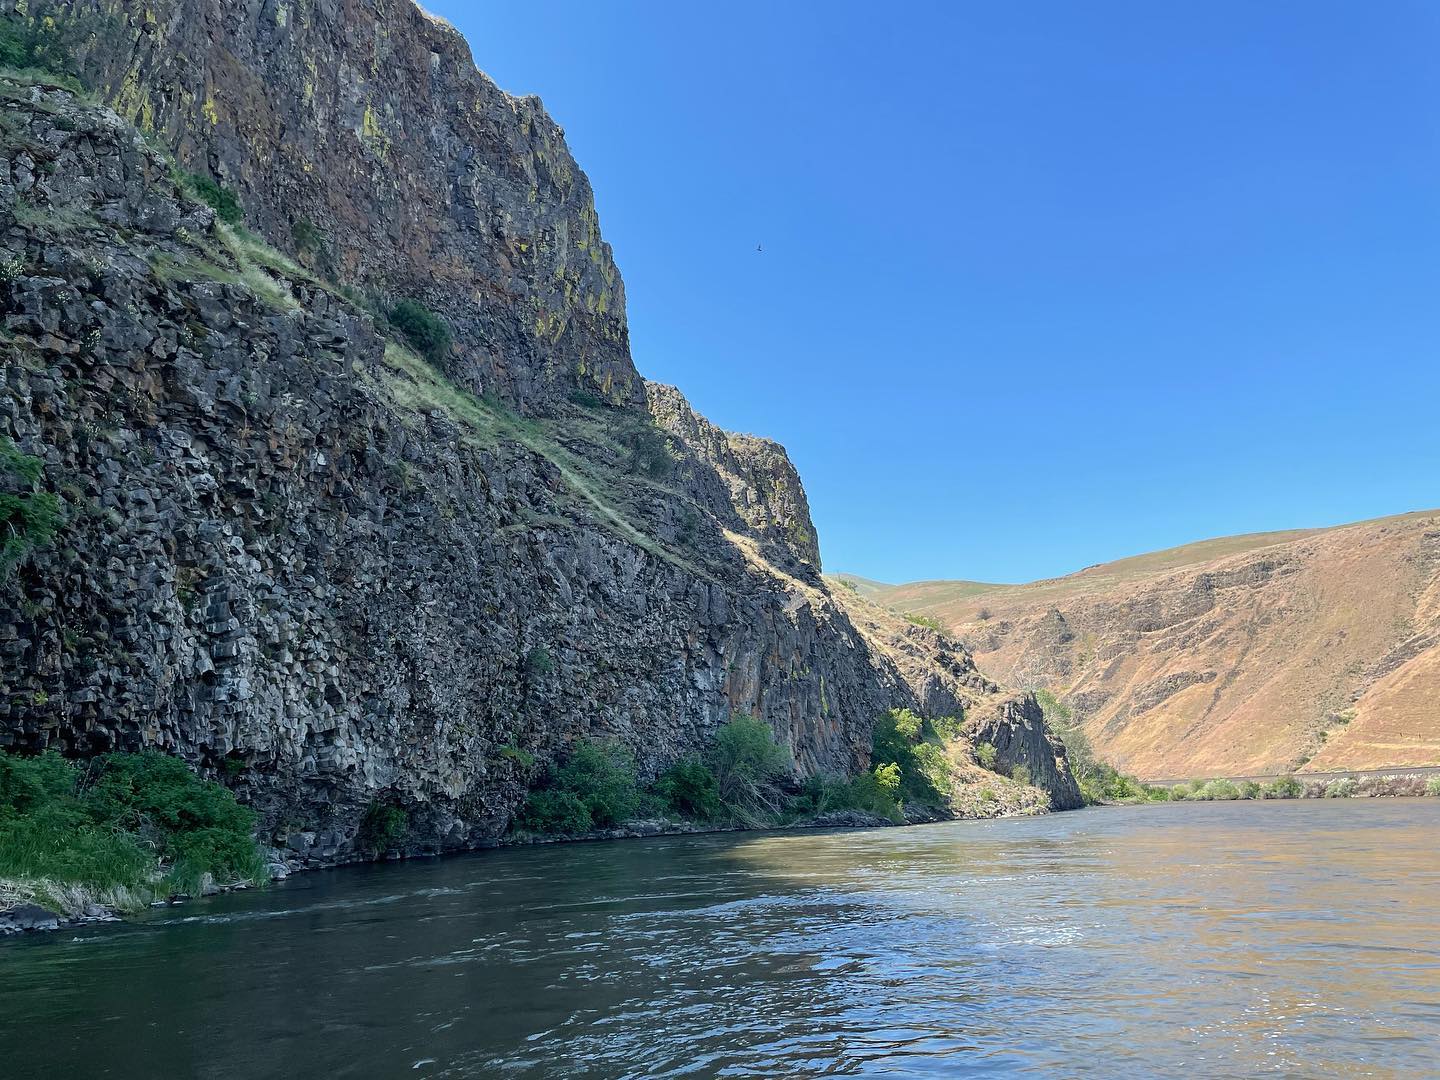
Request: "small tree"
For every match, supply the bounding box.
[709,715,789,825]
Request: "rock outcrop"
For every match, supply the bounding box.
[0,2,1080,863]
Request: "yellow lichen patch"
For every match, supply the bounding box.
[202,94,219,126]
[360,104,392,157]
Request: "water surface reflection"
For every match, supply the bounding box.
[2,800,1437,1077]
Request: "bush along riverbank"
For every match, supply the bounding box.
[1159,773,1440,802]
[510,711,1052,844]
[0,750,267,933]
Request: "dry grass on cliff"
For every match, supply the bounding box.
[377,343,719,583]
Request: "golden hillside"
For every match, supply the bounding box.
[844,511,1440,778]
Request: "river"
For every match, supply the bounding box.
[3,799,1438,1077]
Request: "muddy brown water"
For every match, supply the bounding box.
[2,799,1438,1077]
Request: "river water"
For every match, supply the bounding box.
[2,799,1438,1077]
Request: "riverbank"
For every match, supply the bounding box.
[2,793,1053,936]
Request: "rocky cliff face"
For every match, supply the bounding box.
[862,513,1440,778]
[0,2,1079,861]
[31,0,637,414]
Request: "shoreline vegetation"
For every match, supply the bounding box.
[1,710,1053,932]
[514,711,1049,841]
[0,750,267,930]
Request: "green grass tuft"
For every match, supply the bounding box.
[0,749,266,909]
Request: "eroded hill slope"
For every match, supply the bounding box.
[854,512,1440,778]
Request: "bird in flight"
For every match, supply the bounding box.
[756,243,763,253]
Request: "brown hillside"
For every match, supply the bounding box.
[847,512,1440,778]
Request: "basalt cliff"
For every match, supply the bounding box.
[0,0,1080,865]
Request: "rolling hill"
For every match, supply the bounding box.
[839,511,1440,778]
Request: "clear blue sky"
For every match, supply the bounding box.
[432,1,1439,584]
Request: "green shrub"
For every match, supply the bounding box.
[1325,778,1358,799]
[518,788,592,834]
[519,739,641,834]
[389,300,453,365]
[709,714,790,825]
[888,708,924,742]
[555,740,639,826]
[871,709,944,808]
[654,759,722,821]
[975,742,998,770]
[356,802,407,855]
[903,613,944,632]
[1203,778,1240,801]
[0,749,265,898]
[1427,778,1440,797]
[787,772,901,824]
[873,762,902,797]
[1264,775,1303,799]
[624,424,675,481]
[1238,781,1262,800]
[911,742,952,797]
[1009,764,1032,787]
[1,437,63,578]
[525,645,554,676]
[182,172,243,225]
[929,715,963,741]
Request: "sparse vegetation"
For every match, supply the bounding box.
[498,743,535,769]
[975,742,998,770]
[525,645,554,677]
[624,424,676,481]
[903,612,945,632]
[0,749,266,912]
[1,437,63,577]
